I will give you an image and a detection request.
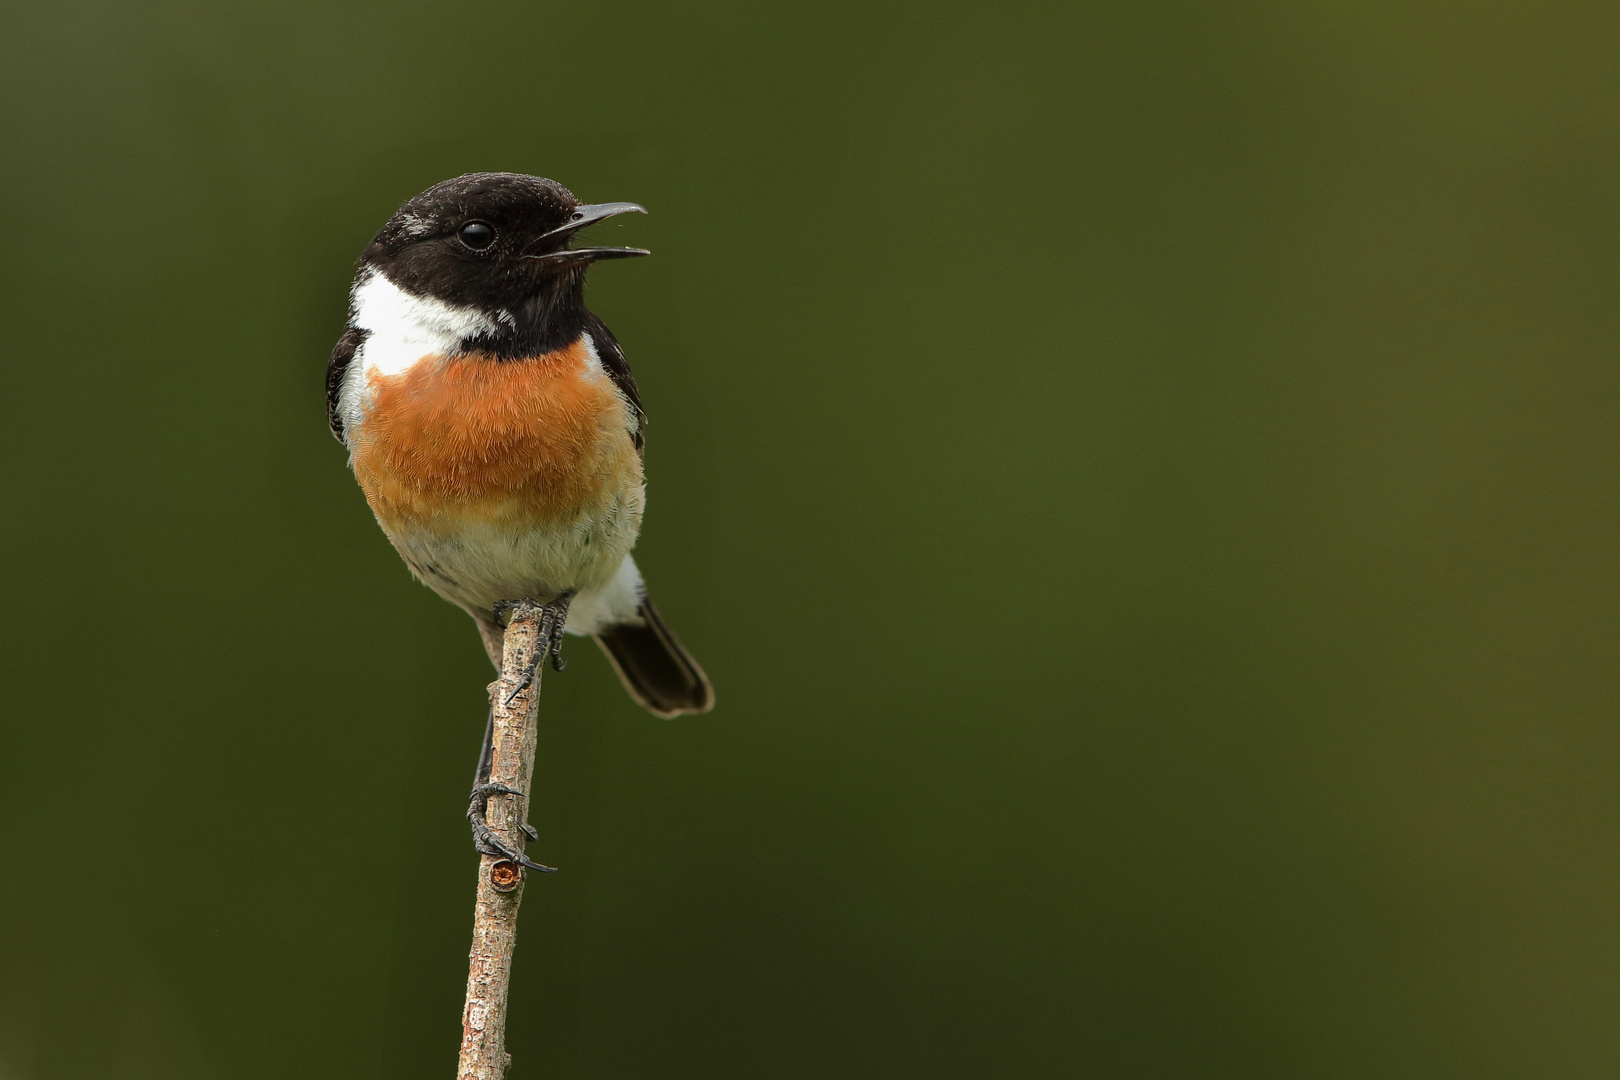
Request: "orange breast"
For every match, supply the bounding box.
[350,338,640,533]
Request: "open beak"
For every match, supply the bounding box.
[522,201,649,263]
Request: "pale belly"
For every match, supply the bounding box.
[381,486,644,617]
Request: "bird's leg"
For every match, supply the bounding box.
[474,705,494,787]
[467,592,575,871]
[469,704,546,871]
[473,706,538,843]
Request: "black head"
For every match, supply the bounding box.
[360,173,647,353]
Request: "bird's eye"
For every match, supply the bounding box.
[458,221,496,251]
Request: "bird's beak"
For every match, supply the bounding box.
[522,202,650,263]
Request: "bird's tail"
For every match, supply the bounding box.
[594,598,715,718]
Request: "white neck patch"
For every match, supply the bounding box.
[350,270,506,377]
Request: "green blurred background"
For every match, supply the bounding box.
[3,0,1619,1076]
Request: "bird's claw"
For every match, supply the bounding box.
[494,593,575,705]
[471,593,576,871]
[468,782,556,873]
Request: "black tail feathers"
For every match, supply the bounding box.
[594,599,715,718]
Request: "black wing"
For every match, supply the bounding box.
[326,326,367,444]
[583,310,646,455]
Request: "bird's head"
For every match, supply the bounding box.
[359,172,647,329]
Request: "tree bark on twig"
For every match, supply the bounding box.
[458,602,550,1080]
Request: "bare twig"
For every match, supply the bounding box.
[458,600,551,1080]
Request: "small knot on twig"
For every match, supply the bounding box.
[489,860,522,892]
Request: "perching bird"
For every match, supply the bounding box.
[327,172,713,867]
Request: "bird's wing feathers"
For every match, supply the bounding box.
[327,325,367,444]
[583,311,646,455]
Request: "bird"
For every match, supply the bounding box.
[327,172,713,869]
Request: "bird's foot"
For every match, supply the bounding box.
[468,782,555,873]
[492,592,575,705]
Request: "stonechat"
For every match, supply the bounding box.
[328,172,713,867]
